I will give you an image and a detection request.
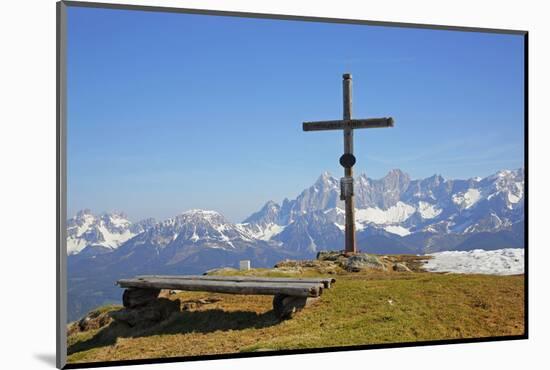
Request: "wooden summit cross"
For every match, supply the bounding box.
[303,73,394,254]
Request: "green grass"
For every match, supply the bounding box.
[67,270,524,363]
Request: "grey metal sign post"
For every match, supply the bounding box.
[303,73,395,254]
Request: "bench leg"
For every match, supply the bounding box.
[122,288,161,308]
[272,294,320,320]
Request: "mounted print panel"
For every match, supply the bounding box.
[57,1,527,368]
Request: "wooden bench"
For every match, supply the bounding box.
[116,275,336,319]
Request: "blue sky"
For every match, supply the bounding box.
[66,6,525,223]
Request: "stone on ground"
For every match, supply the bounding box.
[110,298,181,327]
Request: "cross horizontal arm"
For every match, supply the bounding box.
[303,117,394,132]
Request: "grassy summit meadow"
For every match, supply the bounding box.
[67,255,525,364]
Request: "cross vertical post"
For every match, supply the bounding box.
[342,74,356,254]
[302,73,394,255]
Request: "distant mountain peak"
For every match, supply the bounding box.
[175,209,228,225]
[426,173,445,184]
[386,168,408,177]
[102,211,128,219]
[493,168,523,179]
[66,210,148,255]
[181,209,221,216]
[76,209,93,218]
[315,171,336,184]
[263,200,279,208]
[242,200,281,226]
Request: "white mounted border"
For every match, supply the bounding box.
[55,1,528,369]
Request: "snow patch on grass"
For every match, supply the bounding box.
[423,248,524,275]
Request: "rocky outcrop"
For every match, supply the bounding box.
[273,251,418,274]
[393,263,412,272]
[344,254,387,272]
[110,298,180,327]
[68,308,114,335]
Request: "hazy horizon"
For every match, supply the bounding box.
[67,7,525,223]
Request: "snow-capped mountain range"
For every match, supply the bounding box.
[66,210,155,254]
[240,168,524,253]
[66,168,524,321]
[68,167,524,256]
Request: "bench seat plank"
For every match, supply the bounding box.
[136,275,336,289]
[117,277,323,297]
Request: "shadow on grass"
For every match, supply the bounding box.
[68,308,280,355]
